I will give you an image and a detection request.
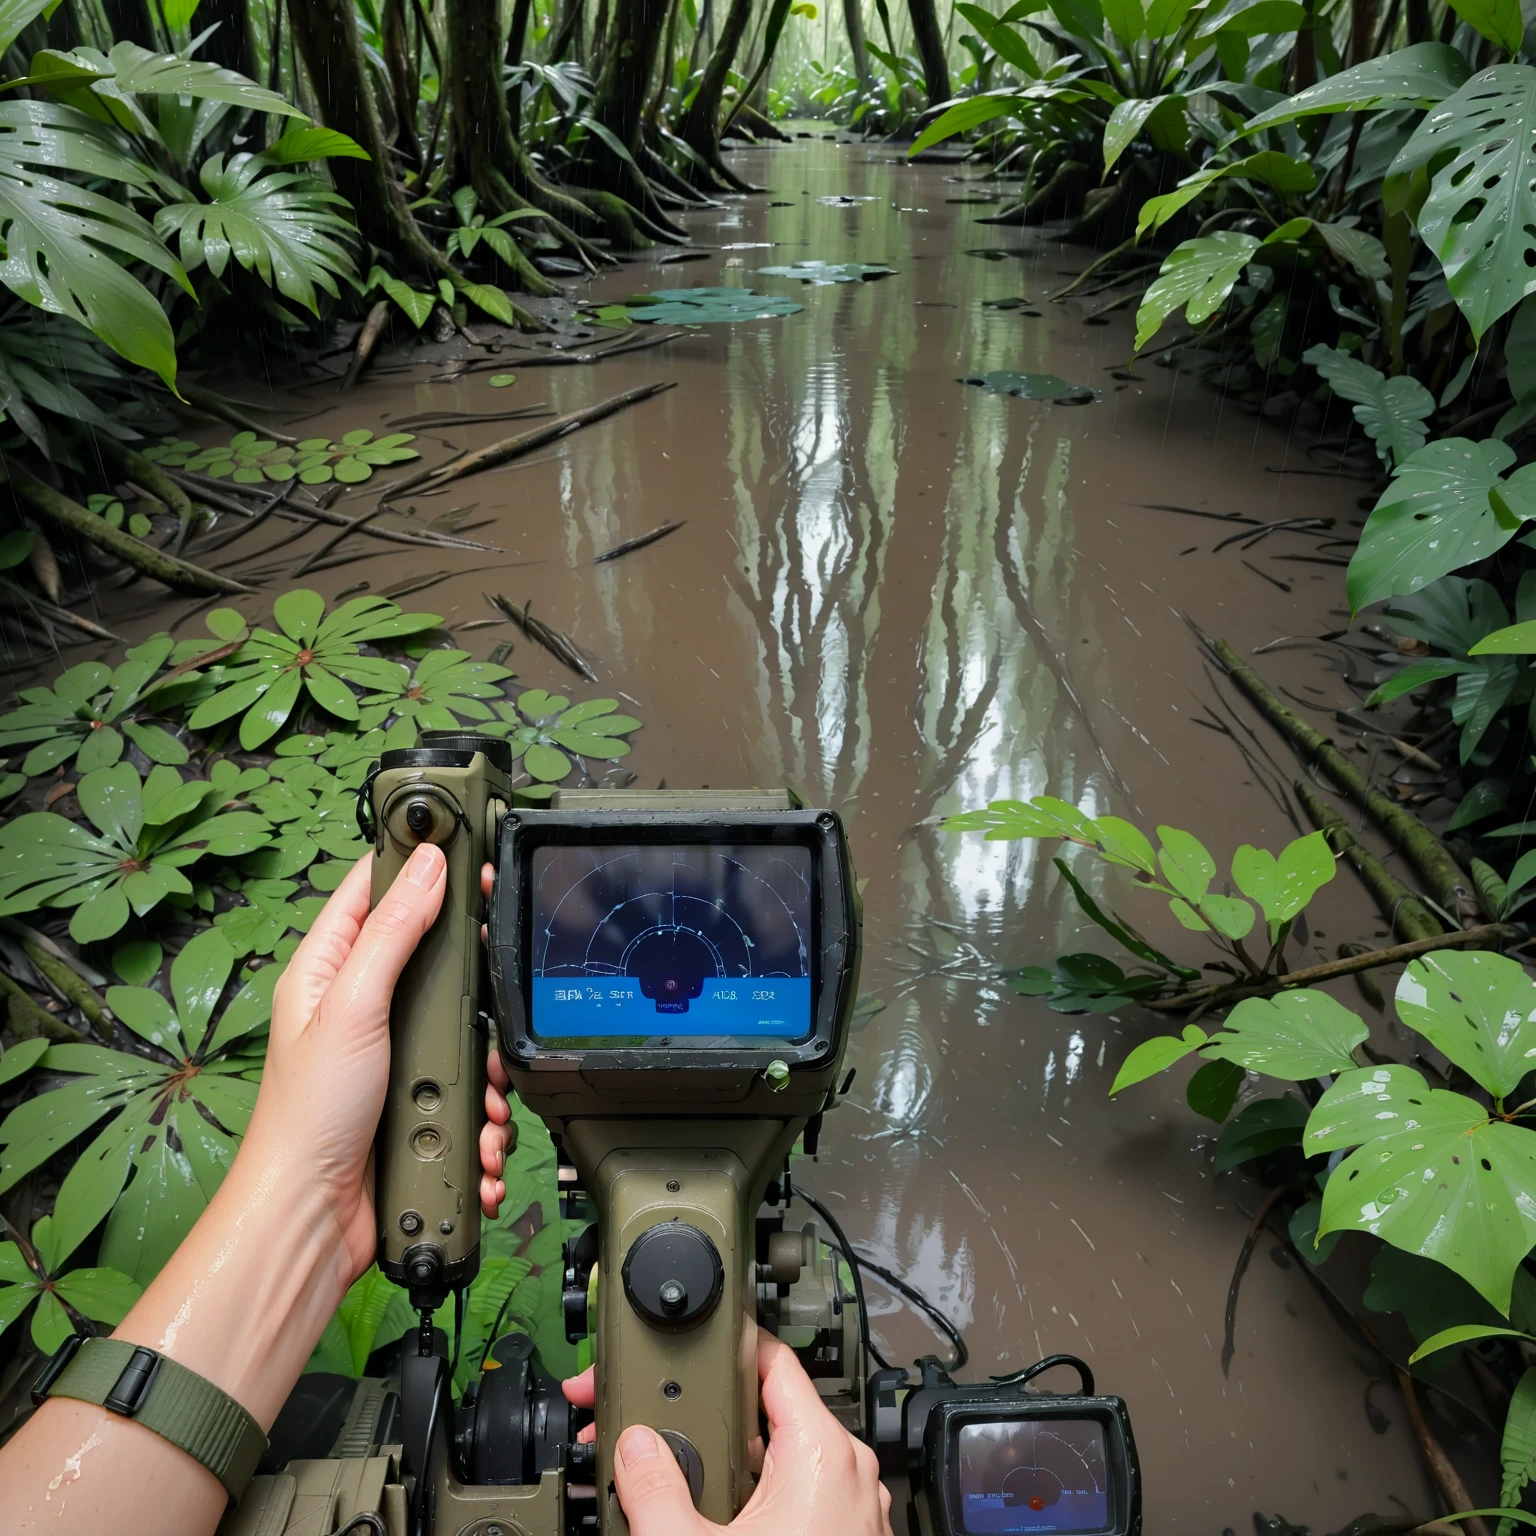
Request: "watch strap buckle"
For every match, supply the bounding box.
[104,1346,161,1416]
[31,1332,85,1406]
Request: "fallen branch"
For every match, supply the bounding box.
[1296,780,1445,942]
[2,459,253,596]
[593,519,685,564]
[292,503,388,576]
[385,382,676,500]
[0,971,80,1042]
[0,576,125,644]
[386,404,553,430]
[19,937,107,1032]
[94,438,196,529]
[1143,924,1514,1012]
[1222,1183,1299,1377]
[1397,1369,1492,1536]
[468,330,687,369]
[484,593,598,681]
[1206,635,1475,921]
[170,380,299,444]
[344,301,390,388]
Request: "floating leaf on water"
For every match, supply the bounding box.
[623,288,803,325]
[982,296,1039,312]
[143,428,419,487]
[756,261,895,285]
[964,248,1013,261]
[816,194,880,205]
[961,371,1098,404]
[489,374,517,388]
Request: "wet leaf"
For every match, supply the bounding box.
[489,374,517,387]
[1135,233,1261,352]
[1239,43,1471,134]
[960,371,1097,403]
[623,287,803,324]
[1109,1024,1208,1094]
[755,261,894,284]
[1214,1094,1308,1170]
[1202,989,1368,1078]
[1303,345,1434,468]
[1394,949,1536,1101]
[1187,1058,1244,1121]
[1230,831,1335,932]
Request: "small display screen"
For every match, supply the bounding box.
[957,1419,1111,1534]
[529,843,813,1039]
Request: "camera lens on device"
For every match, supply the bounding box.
[406,799,432,834]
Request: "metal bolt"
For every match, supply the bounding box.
[666,1179,680,1193]
[658,1280,687,1314]
[400,1211,423,1235]
[439,1219,455,1235]
[663,1381,682,1401]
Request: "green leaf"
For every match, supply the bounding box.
[1391,65,1536,341]
[1198,892,1255,941]
[1471,619,1536,654]
[368,266,435,328]
[1103,95,1175,177]
[1230,831,1335,928]
[24,40,304,117]
[0,1038,46,1088]
[1156,826,1215,903]
[1500,1368,1536,1515]
[943,794,1099,843]
[1102,0,1145,45]
[1214,1094,1308,1171]
[1309,1066,1536,1313]
[1289,1198,1341,1264]
[1186,1058,1244,1122]
[170,926,235,1056]
[0,0,56,55]
[1109,1024,1208,1095]
[1348,440,1531,615]
[1137,155,1313,242]
[1447,0,1522,53]
[1395,949,1536,1101]
[1366,656,1473,706]
[1241,43,1470,134]
[156,155,357,315]
[1302,345,1433,468]
[1410,1323,1536,1362]
[258,124,370,164]
[1204,990,1368,1078]
[1135,233,1261,352]
[53,1265,140,1327]
[1364,1244,1501,1346]
[29,1288,72,1353]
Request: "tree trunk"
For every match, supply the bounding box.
[647,0,682,120]
[1347,0,1377,65]
[844,0,872,91]
[382,0,422,166]
[676,0,756,188]
[907,0,950,106]
[286,0,450,282]
[507,0,535,64]
[686,0,712,72]
[1406,0,1429,42]
[445,0,659,254]
[549,0,585,61]
[591,0,612,73]
[197,0,254,77]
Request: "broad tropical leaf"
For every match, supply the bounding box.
[1395,950,1536,1101]
[0,0,57,55]
[1109,1024,1208,1094]
[1445,0,1522,54]
[486,691,643,797]
[1136,153,1314,240]
[1201,990,1367,1078]
[156,155,358,313]
[0,1228,140,1352]
[1240,43,1472,133]
[1347,439,1536,614]
[258,124,370,164]
[0,101,190,386]
[357,648,514,747]
[1230,832,1335,931]
[1471,620,1536,654]
[1391,65,1536,341]
[1302,344,1434,468]
[1135,233,1260,351]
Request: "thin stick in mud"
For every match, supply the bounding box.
[484,592,598,682]
[593,520,686,563]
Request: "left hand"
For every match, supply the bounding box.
[240,842,449,1283]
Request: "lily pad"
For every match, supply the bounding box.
[961,371,1098,404]
[756,261,895,285]
[624,288,803,325]
[489,374,517,388]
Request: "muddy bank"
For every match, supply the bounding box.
[69,135,1433,1525]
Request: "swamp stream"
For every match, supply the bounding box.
[77,134,1433,1526]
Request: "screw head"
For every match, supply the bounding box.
[663,1380,682,1401]
[399,1210,423,1235]
[658,1279,687,1314]
[439,1219,455,1235]
[666,1179,681,1193]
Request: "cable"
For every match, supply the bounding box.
[852,1251,968,1374]
[793,1188,895,1372]
[412,1378,441,1536]
[449,1288,465,1385]
[989,1353,1095,1397]
[335,1516,388,1536]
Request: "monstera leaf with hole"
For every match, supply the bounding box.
[188,592,438,750]
[1389,65,1536,342]
[1347,439,1536,614]
[1135,233,1261,352]
[487,691,643,798]
[155,155,358,313]
[1302,345,1434,468]
[0,634,192,776]
[0,1219,140,1352]
[0,761,270,942]
[0,100,191,386]
[356,649,515,747]
[0,929,276,1285]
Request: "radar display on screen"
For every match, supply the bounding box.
[529,843,813,1038]
[958,1419,1110,1534]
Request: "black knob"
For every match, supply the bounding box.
[622,1223,723,1331]
[406,799,432,834]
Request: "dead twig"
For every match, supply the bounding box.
[343,301,390,388]
[593,519,686,564]
[484,593,597,681]
[291,503,389,576]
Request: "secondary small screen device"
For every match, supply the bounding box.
[955,1418,1110,1534]
[528,842,814,1038]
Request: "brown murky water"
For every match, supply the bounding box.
[93,135,1440,1526]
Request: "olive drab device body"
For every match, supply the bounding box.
[234,731,1144,1536]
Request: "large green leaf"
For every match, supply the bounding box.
[1240,44,1472,133]
[1214,1094,1308,1170]
[1347,440,1535,614]
[1446,0,1522,54]
[1135,232,1260,351]
[1230,832,1335,931]
[156,154,358,313]
[1302,344,1434,468]
[1502,1369,1536,1518]
[1136,153,1314,241]
[1308,1066,1536,1312]
[1200,989,1368,1078]
[1394,950,1536,1101]
[0,101,189,386]
[1103,95,1182,176]
[1390,65,1536,341]
[257,123,370,164]
[1109,1024,1209,1094]
[0,0,56,54]
[1471,619,1536,654]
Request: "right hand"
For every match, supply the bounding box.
[564,1330,894,1536]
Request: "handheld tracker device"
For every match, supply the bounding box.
[330,732,1143,1536]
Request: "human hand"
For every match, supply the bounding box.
[240,843,449,1284]
[478,861,518,1216]
[561,1330,894,1536]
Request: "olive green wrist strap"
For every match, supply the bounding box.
[32,1335,267,1502]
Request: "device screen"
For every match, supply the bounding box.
[529,843,813,1039]
[956,1419,1111,1534]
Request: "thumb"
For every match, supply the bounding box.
[612,1425,708,1536]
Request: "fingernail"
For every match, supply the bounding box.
[618,1426,659,1467]
[405,843,444,889]
[497,1148,505,1170]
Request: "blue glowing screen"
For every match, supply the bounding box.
[958,1420,1110,1534]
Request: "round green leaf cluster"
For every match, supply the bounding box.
[143,427,419,486]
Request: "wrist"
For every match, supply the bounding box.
[111,1128,353,1429]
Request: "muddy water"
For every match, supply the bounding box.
[114,137,1428,1524]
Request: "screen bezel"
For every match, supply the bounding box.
[929,1398,1137,1536]
[490,810,855,1070]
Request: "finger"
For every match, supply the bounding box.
[758,1332,847,1443]
[481,861,493,900]
[577,1422,596,1444]
[306,844,447,1052]
[479,1174,504,1218]
[480,1118,512,1181]
[269,856,373,1049]
[562,1367,595,1409]
[487,1047,511,1095]
[485,1073,511,1124]
[612,1425,709,1536]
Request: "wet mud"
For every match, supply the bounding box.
[85,136,1435,1525]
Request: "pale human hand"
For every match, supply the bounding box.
[560,1330,894,1536]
